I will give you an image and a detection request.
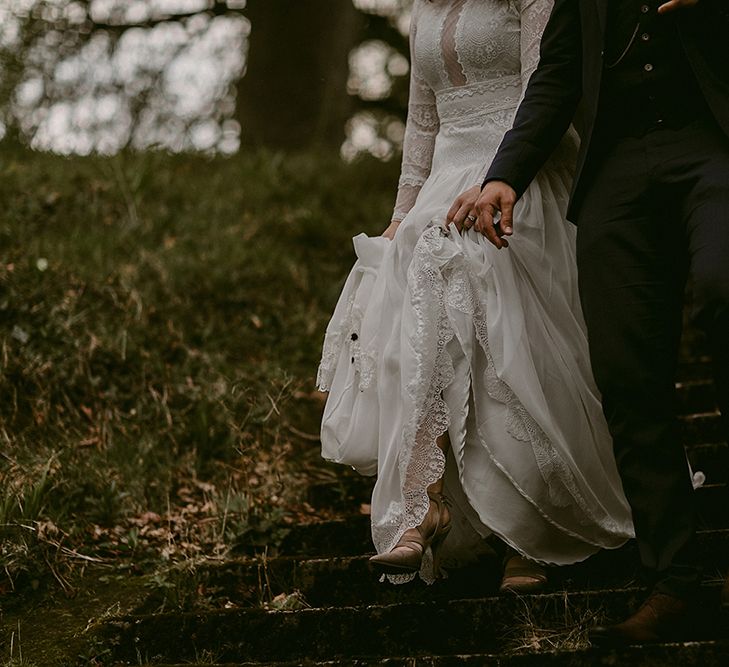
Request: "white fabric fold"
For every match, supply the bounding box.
[318,0,635,583]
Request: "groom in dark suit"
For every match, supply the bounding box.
[473,0,729,644]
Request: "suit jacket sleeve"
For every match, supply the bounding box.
[484,0,583,198]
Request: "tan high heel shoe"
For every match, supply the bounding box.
[369,491,451,575]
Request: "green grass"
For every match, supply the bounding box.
[0,143,399,594]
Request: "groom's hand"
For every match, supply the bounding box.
[475,181,517,249]
[658,0,699,13]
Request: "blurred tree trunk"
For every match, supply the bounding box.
[238,0,364,150]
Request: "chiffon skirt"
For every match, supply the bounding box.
[317,127,635,583]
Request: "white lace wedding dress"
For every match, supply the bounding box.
[317,0,635,583]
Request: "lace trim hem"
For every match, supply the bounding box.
[372,224,453,585]
[371,225,629,584]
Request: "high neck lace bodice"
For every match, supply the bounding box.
[392,0,553,222]
[414,0,521,91]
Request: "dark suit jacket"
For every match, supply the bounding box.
[484,0,729,221]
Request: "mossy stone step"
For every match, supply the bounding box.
[164,529,729,609]
[279,481,728,559]
[103,585,724,664]
[132,639,729,665]
[307,475,376,512]
[278,515,371,558]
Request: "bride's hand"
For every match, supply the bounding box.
[446,185,481,232]
[382,220,401,240]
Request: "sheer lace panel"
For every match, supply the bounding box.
[519,0,554,89]
[442,0,468,87]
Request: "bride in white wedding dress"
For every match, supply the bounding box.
[317,0,635,587]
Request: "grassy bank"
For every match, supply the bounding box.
[0,144,399,601]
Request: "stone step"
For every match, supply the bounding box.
[281,481,728,559]
[680,327,709,356]
[278,515,371,558]
[307,475,375,512]
[688,442,729,482]
[677,357,714,382]
[681,411,725,446]
[676,378,717,414]
[307,440,728,516]
[173,529,729,610]
[697,484,729,530]
[102,584,725,664]
[133,639,729,666]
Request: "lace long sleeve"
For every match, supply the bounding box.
[391,15,439,223]
[518,0,554,93]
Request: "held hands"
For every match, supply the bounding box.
[475,181,517,249]
[446,185,481,232]
[474,181,517,249]
[446,182,516,249]
[658,0,699,13]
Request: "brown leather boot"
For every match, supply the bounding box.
[589,592,689,646]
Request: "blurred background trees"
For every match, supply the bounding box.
[0,0,414,159]
[237,0,362,149]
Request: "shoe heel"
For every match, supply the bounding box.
[431,522,452,578]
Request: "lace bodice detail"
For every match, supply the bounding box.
[392,0,553,222]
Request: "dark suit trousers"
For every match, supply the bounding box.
[576,115,729,598]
